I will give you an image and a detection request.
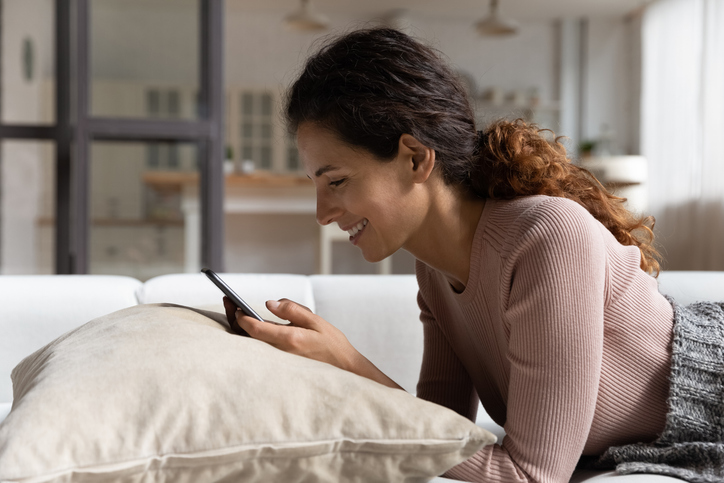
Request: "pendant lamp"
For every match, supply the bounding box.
[476,0,518,37]
[285,0,329,32]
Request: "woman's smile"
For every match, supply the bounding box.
[344,219,368,245]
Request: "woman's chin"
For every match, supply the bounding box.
[360,247,396,264]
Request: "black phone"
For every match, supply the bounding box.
[201,268,264,322]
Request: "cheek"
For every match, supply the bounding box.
[348,169,413,225]
[366,194,415,234]
[361,187,400,217]
[367,175,408,205]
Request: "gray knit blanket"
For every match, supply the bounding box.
[588,296,724,482]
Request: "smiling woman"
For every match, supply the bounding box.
[223,27,724,483]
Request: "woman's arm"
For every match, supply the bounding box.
[224,296,403,390]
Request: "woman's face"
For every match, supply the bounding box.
[297,123,427,263]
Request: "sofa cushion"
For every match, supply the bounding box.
[657,271,724,306]
[310,275,423,393]
[0,275,142,404]
[139,273,315,322]
[0,304,494,483]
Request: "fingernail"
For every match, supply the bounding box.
[266,300,280,310]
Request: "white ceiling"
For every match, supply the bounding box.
[226,0,654,22]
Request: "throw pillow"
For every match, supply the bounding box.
[0,304,495,483]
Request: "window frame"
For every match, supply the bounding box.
[0,0,225,274]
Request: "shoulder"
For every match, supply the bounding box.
[486,195,604,258]
[490,197,609,317]
[489,195,596,232]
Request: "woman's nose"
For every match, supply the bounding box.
[316,192,344,226]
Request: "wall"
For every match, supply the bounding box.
[224,9,559,117]
[223,8,640,151]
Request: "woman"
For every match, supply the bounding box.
[225,28,723,483]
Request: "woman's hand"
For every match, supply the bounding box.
[222,296,403,390]
[223,296,356,371]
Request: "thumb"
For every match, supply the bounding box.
[266,299,317,329]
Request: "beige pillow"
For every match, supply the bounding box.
[0,304,495,482]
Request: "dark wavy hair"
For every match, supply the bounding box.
[285,28,660,275]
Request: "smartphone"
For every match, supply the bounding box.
[201,268,264,322]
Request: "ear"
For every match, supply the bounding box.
[398,134,435,183]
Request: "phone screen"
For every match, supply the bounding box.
[201,268,264,322]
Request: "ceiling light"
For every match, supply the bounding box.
[285,0,329,32]
[476,0,518,37]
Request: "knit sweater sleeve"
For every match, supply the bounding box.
[446,199,607,483]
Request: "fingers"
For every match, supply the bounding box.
[277,298,313,313]
[223,296,236,322]
[265,298,318,329]
[235,300,354,370]
[236,298,318,352]
[236,313,304,351]
[223,296,247,335]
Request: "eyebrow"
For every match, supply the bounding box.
[314,165,339,177]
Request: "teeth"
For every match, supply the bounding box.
[347,219,368,237]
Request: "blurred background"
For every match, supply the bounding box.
[1,0,722,280]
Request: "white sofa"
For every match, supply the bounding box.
[2,270,722,482]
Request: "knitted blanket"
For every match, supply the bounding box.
[590,296,724,482]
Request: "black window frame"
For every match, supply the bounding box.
[0,0,225,274]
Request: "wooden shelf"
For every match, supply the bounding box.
[38,218,184,227]
[605,181,642,190]
[142,171,312,190]
[228,173,312,187]
[142,171,196,190]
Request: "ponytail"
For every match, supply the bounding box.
[473,119,660,276]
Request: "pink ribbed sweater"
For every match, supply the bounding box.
[416,195,674,483]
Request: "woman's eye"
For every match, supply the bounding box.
[329,178,346,187]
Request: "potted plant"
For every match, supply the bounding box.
[578,140,597,159]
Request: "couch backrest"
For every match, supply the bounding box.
[311,275,422,393]
[137,273,316,321]
[0,275,142,403]
[2,270,722,415]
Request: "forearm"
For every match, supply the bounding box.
[234,298,404,390]
[343,350,404,390]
